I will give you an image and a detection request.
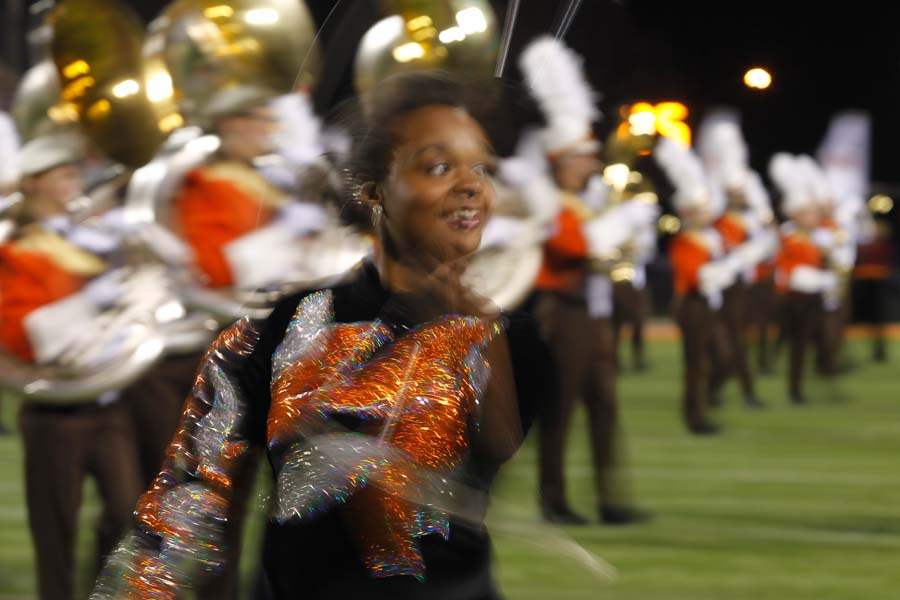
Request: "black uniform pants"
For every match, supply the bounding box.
[20,401,142,600]
[535,292,624,507]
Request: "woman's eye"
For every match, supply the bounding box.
[473,163,496,177]
[427,162,450,176]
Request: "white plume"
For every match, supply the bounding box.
[769,152,814,215]
[653,138,713,213]
[816,111,870,206]
[519,36,599,152]
[796,154,832,206]
[698,119,748,189]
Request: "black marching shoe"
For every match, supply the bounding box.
[688,421,721,436]
[600,504,653,526]
[541,501,589,526]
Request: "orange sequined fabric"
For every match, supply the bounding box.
[269,291,499,579]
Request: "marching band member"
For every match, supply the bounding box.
[609,165,658,373]
[698,116,776,408]
[0,133,144,600]
[522,36,651,525]
[171,85,330,292]
[797,154,856,378]
[656,138,737,434]
[816,112,875,365]
[770,153,839,403]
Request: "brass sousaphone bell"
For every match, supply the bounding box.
[144,0,321,125]
[51,0,181,168]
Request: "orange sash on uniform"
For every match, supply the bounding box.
[713,212,747,251]
[174,166,278,287]
[0,244,85,361]
[535,207,589,294]
[669,232,712,296]
[775,231,823,292]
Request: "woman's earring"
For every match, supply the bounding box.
[371,203,383,227]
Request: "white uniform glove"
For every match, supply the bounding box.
[730,228,778,272]
[789,265,837,294]
[136,223,193,266]
[24,292,100,365]
[699,260,737,298]
[223,225,303,289]
[622,201,660,229]
[811,228,835,251]
[584,210,633,258]
[82,269,130,308]
[830,243,856,272]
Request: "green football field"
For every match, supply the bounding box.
[1,337,898,599]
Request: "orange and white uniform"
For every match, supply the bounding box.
[0,226,104,362]
[775,223,836,295]
[535,204,590,298]
[172,160,289,288]
[669,227,735,309]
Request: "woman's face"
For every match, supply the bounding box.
[377,105,496,267]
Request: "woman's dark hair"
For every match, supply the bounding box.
[337,72,507,230]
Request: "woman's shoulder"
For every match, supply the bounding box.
[260,262,379,344]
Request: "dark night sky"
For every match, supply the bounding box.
[98,0,900,183]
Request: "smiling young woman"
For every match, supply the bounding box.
[94,73,552,600]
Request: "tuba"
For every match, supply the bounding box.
[0,0,217,403]
[354,0,498,95]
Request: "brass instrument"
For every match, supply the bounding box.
[599,125,661,284]
[355,0,498,95]
[145,0,320,125]
[458,178,544,310]
[50,0,181,168]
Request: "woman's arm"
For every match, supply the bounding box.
[93,318,265,599]
[472,328,524,463]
